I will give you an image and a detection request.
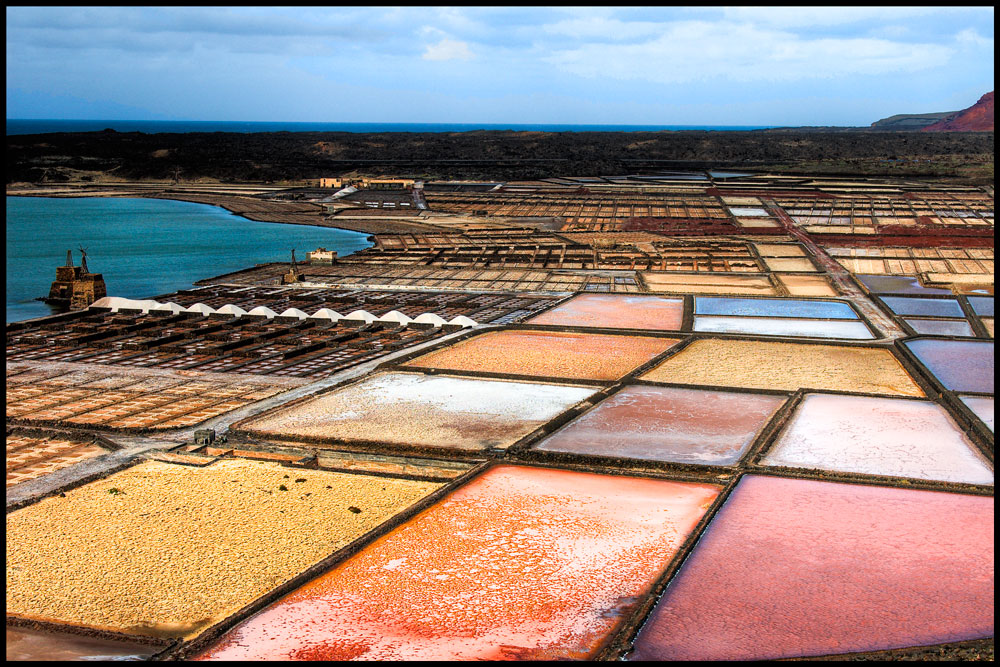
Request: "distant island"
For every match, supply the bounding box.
[6,92,993,185]
[869,91,994,132]
[6,129,992,185]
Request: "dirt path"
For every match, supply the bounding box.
[762,198,905,340]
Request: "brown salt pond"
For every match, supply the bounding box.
[535,385,786,466]
[403,330,679,381]
[6,626,161,661]
[641,339,924,396]
[628,475,995,661]
[525,294,684,330]
[775,274,837,297]
[195,465,722,661]
[238,372,597,452]
[6,459,442,640]
[762,394,993,485]
[762,257,819,272]
[640,273,776,295]
[753,243,808,257]
[6,435,109,488]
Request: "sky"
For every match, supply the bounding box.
[5,6,995,126]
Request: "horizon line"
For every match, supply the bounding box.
[6,118,824,128]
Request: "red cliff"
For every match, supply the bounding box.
[922,92,993,132]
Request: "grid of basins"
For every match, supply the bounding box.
[4,351,992,660]
[6,362,304,431]
[189,305,989,659]
[195,262,645,293]
[6,431,113,488]
[6,288,565,378]
[151,285,560,324]
[521,293,870,340]
[424,192,730,230]
[199,238,845,297]
[6,309,448,378]
[345,235,773,273]
[777,195,994,235]
[828,247,993,286]
[860,281,993,339]
[5,187,994,661]
[194,234,851,298]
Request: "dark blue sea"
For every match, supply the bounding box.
[5,196,372,323]
[6,119,780,135]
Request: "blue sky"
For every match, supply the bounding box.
[5,6,995,126]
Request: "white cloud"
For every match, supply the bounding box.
[422,38,474,61]
[545,21,955,84]
[719,7,962,29]
[541,16,663,41]
[955,28,994,49]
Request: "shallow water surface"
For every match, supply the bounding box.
[628,475,995,660]
[6,196,371,323]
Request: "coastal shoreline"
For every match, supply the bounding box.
[5,185,424,235]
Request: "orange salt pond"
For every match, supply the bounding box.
[403,330,679,381]
[196,465,721,661]
[628,475,995,661]
[525,294,684,331]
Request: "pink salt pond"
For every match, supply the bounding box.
[628,475,995,661]
[525,294,685,331]
[762,394,993,485]
[196,465,721,661]
[535,385,786,466]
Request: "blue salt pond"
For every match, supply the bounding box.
[693,316,873,339]
[903,319,975,337]
[694,297,858,320]
[967,296,994,318]
[904,338,994,394]
[881,297,964,318]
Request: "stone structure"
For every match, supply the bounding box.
[193,429,216,446]
[44,249,107,310]
[306,247,338,265]
[281,249,303,284]
[318,177,414,190]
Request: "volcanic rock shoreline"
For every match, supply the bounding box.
[7,129,994,184]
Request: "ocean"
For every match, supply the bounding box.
[5,196,372,323]
[6,119,780,135]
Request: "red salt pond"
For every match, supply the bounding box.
[525,294,684,331]
[628,475,995,661]
[535,385,786,465]
[196,465,721,661]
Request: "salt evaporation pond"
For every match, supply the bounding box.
[762,394,993,484]
[196,465,721,660]
[628,475,995,660]
[535,385,786,465]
